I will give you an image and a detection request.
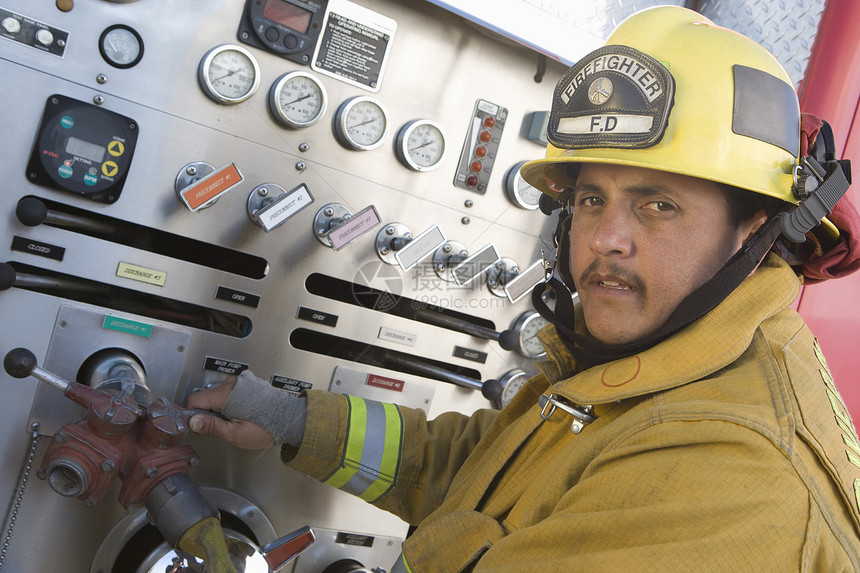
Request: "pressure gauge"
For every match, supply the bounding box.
[499,370,530,408]
[334,96,390,151]
[510,310,549,358]
[483,369,531,409]
[504,161,543,210]
[268,71,328,129]
[198,44,260,105]
[395,119,447,171]
[99,24,144,69]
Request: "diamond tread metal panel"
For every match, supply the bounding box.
[696,0,827,86]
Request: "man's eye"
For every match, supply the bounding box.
[646,201,675,212]
[578,196,604,207]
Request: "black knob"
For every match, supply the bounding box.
[539,193,562,216]
[322,559,365,573]
[16,197,48,227]
[481,378,502,401]
[498,329,519,351]
[4,347,37,379]
[0,263,15,291]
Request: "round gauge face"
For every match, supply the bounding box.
[500,371,529,408]
[334,96,390,151]
[269,71,327,128]
[515,311,549,358]
[396,119,446,171]
[99,25,144,68]
[198,44,260,105]
[505,161,543,210]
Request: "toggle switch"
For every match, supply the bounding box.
[502,259,547,303]
[375,223,413,265]
[451,244,501,287]
[486,257,520,297]
[175,161,243,212]
[387,224,447,271]
[247,183,314,232]
[375,223,449,273]
[313,203,381,250]
[433,241,469,282]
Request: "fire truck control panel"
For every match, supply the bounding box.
[1,0,857,571]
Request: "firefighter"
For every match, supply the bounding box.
[189,6,860,570]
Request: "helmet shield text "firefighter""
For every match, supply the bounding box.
[547,45,675,150]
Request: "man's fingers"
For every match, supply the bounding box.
[187,376,237,411]
[189,413,274,450]
[186,374,275,449]
[189,412,229,437]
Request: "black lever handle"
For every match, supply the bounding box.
[16,196,115,235]
[414,308,519,350]
[3,347,37,379]
[4,347,71,392]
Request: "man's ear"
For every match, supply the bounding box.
[741,209,769,246]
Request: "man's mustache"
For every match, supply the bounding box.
[579,259,646,293]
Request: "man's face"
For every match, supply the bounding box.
[570,163,756,345]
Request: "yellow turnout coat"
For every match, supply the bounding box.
[285,254,860,571]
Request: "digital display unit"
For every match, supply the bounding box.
[262,0,312,34]
[237,0,328,65]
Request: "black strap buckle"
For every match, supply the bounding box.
[782,155,851,243]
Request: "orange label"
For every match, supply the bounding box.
[181,163,242,211]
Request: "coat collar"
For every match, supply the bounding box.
[536,254,801,405]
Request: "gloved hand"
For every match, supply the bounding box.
[187,370,307,450]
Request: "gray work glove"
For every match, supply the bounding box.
[221,370,307,447]
[188,370,306,449]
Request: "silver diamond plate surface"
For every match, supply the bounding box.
[524,0,825,86]
[430,1,826,80]
[523,0,686,41]
[690,0,826,87]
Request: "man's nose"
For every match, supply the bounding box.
[588,206,634,257]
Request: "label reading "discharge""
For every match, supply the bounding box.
[116,262,166,286]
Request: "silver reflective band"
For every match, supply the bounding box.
[538,393,596,434]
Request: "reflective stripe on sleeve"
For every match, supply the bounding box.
[323,395,404,502]
[391,553,411,573]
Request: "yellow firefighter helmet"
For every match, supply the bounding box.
[520,5,801,206]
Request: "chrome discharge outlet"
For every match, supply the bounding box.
[145,472,219,547]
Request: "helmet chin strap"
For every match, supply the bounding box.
[532,210,788,368]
